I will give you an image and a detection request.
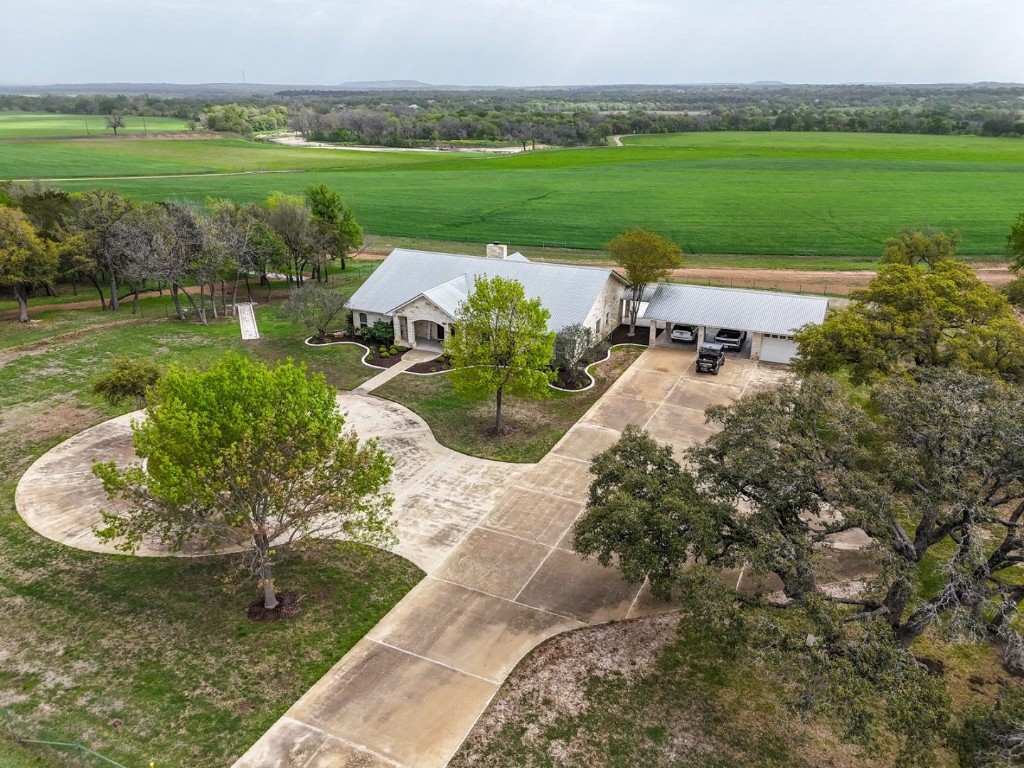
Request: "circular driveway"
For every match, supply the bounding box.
[14,393,529,569]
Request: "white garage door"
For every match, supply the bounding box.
[760,335,798,364]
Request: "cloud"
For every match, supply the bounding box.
[0,0,1021,85]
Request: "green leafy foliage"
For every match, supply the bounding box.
[360,319,394,346]
[607,227,683,334]
[795,232,1024,384]
[0,205,58,322]
[954,687,1024,767]
[91,357,161,406]
[446,276,555,433]
[572,426,730,599]
[93,354,396,608]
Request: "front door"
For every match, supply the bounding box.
[436,324,445,340]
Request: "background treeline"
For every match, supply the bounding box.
[2,83,1023,144]
[0,182,361,323]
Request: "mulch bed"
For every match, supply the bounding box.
[246,591,301,622]
[608,324,651,347]
[408,357,453,374]
[553,367,590,390]
[366,350,409,368]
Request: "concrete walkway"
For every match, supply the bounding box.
[356,349,439,394]
[232,349,796,767]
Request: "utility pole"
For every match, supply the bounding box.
[142,114,148,134]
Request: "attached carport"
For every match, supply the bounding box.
[638,284,829,364]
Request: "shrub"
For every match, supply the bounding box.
[92,358,161,406]
[389,345,399,356]
[361,319,395,346]
[1004,276,1024,308]
[379,345,388,357]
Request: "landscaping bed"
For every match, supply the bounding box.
[608,323,651,347]
[374,345,644,463]
[408,355,453,374]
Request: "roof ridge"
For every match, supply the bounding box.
[389,248,621,276]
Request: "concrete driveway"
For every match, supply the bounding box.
[233,348,794,768]
[18,348,827,768]
[14,394,528,571]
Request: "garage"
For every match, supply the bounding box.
[759,334,799,364]
[636,284,829,366]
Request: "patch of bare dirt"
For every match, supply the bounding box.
[453,614,680,767]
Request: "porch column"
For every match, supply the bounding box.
[697,326,705,346]
[648,320,658,346]
[750,332,763,362]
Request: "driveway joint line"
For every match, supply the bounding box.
[511,543,559,604]
[475,523,570,549]
[426,574,584,624]
[509,483,584,505]
[286,718,409,768]
[366,637,500,686]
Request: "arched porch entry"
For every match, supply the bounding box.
[413,319,446,351]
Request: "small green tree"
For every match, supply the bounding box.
[279,282,349,339]
[446,275,555,434]
[105,112,125,135]
[0,205,57,323]
[305,184,363,273]
[94,354,396,610]
[607,227,683,336]
[1006,210,1024,272]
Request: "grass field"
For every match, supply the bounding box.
[0,112,188,139]
[2,129,1024,263]
[374,346,645,463]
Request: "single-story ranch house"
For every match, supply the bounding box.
[347,244,829,364]
[346,244,627,350]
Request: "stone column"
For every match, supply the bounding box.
[750,332,763,362]
[697,326,705,346]
[648,320,658,346]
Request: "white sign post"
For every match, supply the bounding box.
[237,303,260,340]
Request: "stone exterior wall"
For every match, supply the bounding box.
[390,296,454,348]
[352,310,388,330]
[581,276,626,337]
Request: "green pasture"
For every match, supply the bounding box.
[2,131,1023,261]
[0,112,188,138]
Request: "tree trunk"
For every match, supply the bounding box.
[262,562,278,610]
[209,284,218,320]
[89,274,106,311]
[176,282,202,320]
[244,273,253,303]
[131,284,140,315]
[109,269,120,312]
[198,282,208,325]
[170,284,186,321]
[495,387,504,433]
[14,284,30,323]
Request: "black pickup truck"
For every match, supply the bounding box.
[696,343,726,375]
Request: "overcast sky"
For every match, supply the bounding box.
[1,0,1022,86]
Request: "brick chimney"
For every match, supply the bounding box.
[485,242,508,260]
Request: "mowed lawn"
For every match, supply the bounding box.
[0,282,423,766]
[0,112,188,138]
[2,130,1024,260]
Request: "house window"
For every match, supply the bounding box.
[399,316,408,340]
[358,312,368,329]
[595,318,601,334]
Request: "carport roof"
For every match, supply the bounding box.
[642,283,828,336]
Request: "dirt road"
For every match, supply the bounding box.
[352,252,1013,296]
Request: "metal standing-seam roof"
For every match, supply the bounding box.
[348,249,626,331]
[642,282,828,337]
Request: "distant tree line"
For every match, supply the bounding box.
[0,182,361,323]
[2,83,1023,144]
